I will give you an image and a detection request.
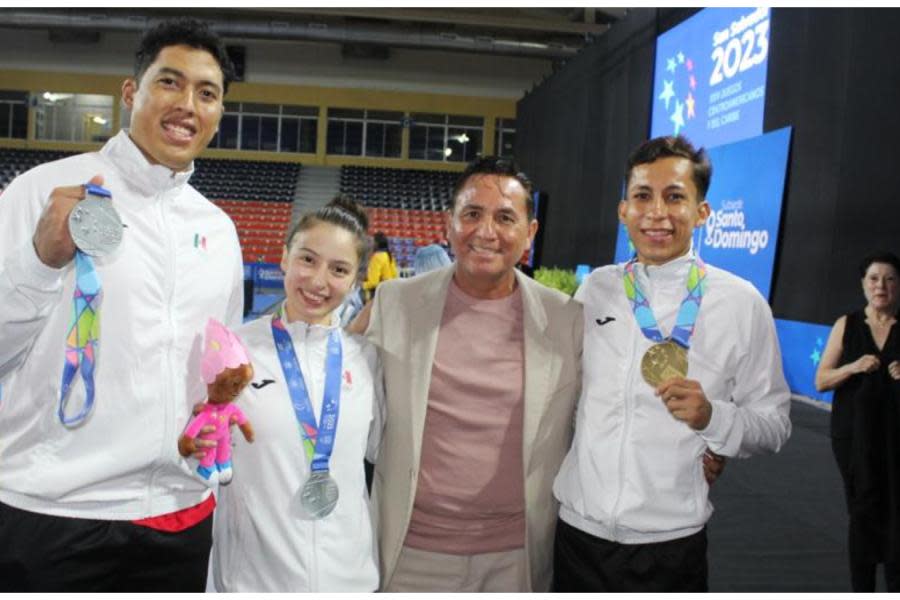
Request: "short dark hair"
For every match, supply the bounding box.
[372,231,392,262]
[134,18,236,95]
[285,194,372,268]
[858,251,900,278]
[450,156,535,220]
[372,232,390,252]
[625,135,712,200]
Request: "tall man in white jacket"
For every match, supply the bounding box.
[0,19,243,591]
[552,135,792,592]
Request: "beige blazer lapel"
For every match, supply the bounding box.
[405,267,454,468]
[516,270,560,474]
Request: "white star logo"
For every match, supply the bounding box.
[670,99,685,135]
[658,79,675,110]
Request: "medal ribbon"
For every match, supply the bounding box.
[623,255,707,348]
[58,184,112,427]
[271,307,342,472]
[58,251,101,426]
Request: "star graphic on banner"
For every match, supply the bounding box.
[670,99,685,135]
[677,51,685,64]
[658,79,675,110]
[810,348,822,366]
[686,93,696,119]
[690,74,697,90]
[667,57,677,73]
[686,58,694,71]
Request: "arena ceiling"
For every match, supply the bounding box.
[0,7,628,61]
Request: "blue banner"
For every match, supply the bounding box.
[615,127,791,302]
[775,318,834,404]
[694,127,790,299]
[254,264,285,290]
[651,7,771,149]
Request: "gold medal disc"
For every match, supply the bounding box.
[640,341,688,387]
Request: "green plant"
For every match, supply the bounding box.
[534,266,578,296]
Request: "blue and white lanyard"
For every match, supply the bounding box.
[271,311,342,471]
[622,255,707,349]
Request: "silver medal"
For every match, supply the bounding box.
[300,471,339,520]
[69,194,123,257]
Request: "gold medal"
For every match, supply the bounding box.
[640,340,688,387]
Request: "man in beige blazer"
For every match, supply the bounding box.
[364,157,582,592]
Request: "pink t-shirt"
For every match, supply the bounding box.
[405,279,526,554]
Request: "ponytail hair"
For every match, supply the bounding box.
[285,193,372,267]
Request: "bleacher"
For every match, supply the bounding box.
[341,165,456,268]
[340,165,455,211]
[0,148,76,190]
[213,200,291,264]
[191,158,302,264]
[191,158,300,203]
[367,207,447,268]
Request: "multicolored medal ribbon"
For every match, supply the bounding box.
[58,183,124,427]
[623,255,707,387]
[271,306,343,520]
[58,183,121,427]
[58,251,102,427]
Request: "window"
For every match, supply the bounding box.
[0,91,28,140]
[207,102,318,153]
[494,118,516,158]
[35,92,113,143]
[327,109,402,158]
[281,105,318,154]
[327,108,363,156]
[409,113,484,163]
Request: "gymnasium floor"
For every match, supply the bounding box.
[707,399,884,592]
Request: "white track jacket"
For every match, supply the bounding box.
[554,253,791,544]
[209,312,384,592]
[0,130,244,519]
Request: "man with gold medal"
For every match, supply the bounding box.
[552,136,792,592]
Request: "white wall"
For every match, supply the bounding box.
[0,28,552,99]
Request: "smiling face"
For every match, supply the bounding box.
[281,221,360,326]
[447,173,538,299]
[122,44,224,172]
[619,156,710,266]
[862,261,899,312]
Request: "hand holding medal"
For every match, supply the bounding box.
[656,377,713,430]
[68,183,123,257]
[32,174,107,268]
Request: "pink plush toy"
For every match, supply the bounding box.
[178,319,255,486]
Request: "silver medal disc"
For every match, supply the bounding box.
[69,195,123,257]
[300,471,339,520]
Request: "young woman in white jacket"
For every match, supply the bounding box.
[202,195,385,592]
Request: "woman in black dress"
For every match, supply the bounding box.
[816,251,900,591]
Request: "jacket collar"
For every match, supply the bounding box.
[276,301,341,343]
[635,246,695,288]
[101,130,194,197]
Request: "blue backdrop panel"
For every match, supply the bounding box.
[651,7,771,149]
[775,318,834,404]
[694,126,791,300]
